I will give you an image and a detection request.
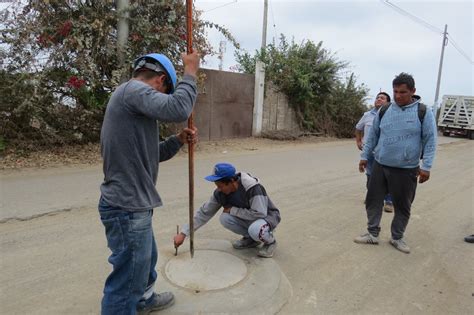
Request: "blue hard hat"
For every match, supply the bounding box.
[133,53,177,94]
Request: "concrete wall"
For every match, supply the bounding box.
[262,84,301,132]
[171,69,254,141]
[169,70,299,140]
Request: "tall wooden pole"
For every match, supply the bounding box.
[186,0,195,258]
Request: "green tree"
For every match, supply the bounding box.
[236,35,367,137]
[0,0,237,151]
[325,74,368,137]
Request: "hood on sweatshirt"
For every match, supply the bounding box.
[239,172,259,191]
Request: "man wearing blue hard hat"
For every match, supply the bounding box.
[174,163,281,258]
[99,50,199,315]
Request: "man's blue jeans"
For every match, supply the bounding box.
[99,197,158,315]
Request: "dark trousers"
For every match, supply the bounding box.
[366,175,393,204]
[365,161,418,240]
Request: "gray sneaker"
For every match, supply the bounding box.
[258,241,277,258]
[232,237,260,249]
[137,292,175,314]
[390,238,410,254]
[384,203,394,213]
[354,233,379,245]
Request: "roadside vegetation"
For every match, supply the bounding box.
[1,2,367,160]
[0,0,236,154]
[236,35,368,138]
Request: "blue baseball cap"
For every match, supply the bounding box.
[204,163,236,182]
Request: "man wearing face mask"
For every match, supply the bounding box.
[99,51,199,314]
[174,163,281,258]
[355,73,437,254]
[355,91,394,212]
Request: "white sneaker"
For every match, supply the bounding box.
[390,238,410,254]
[257,241,277,258]
[232,237,260,249]
[354,233,379,245]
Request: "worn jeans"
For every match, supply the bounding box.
[99,197,157,315]
[219,213,275,244]
[365,161,418,240]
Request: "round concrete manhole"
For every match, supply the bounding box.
[164,249,248,292]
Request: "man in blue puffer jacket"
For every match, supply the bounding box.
[354,72,437,254]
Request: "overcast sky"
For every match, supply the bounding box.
[1,1,471,107]
[195,0,473,107]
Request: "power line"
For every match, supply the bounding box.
[380,0,443,34]
[203,0,237,13]
[269,0,277,43]
[381,0,473,65]
[447,34,474,65]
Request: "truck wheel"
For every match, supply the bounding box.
[443,131,449,137]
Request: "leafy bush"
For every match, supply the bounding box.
[0,0,237,151]
[236,35,367,137]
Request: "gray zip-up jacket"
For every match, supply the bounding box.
[182,172,281,235]
[100,76,197,211]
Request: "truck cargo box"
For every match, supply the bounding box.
[437,95,474,139]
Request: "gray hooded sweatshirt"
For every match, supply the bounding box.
[182,172,281,235]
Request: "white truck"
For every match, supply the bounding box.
[437,95,474,139]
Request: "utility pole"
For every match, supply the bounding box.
[218,40,226,71]
[117,0,130,83]
[252,0,268,136]
[434,24,448,115]
[261,0,268,48]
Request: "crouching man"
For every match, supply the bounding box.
[174,163,281,258]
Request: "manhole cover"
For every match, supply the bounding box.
[165,250,248,291]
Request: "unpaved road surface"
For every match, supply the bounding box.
[1,136,473,314]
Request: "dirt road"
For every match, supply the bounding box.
[1,137,473,314]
